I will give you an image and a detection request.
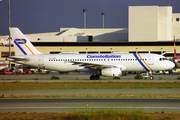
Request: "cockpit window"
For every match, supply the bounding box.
[159,58,167,61]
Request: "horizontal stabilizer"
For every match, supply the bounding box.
[6,56,28,62]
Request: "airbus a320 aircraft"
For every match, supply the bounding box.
[7,27,174,80]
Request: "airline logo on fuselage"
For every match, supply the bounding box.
[87,55,121,58]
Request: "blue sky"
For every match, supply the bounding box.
[0,0,180,35]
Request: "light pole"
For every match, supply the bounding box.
[101,13,105,28]
[169,0,171,6]
[8,0,11,67]
[83,9,86,29]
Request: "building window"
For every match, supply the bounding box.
[176,18,179,21]
[79,51,86,54]
[87,51,99,54]
[50,52,60,54]
[1,52,15,57]
[100,51,111,53]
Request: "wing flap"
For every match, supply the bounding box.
[70,61,114,69]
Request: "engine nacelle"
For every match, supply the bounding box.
[100,67,122,77]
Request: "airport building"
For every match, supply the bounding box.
[0,6,180,66]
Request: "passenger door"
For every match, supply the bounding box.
[148,55,154,65]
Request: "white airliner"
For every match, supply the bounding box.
[7,27,174,80]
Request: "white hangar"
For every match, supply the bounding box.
[24,6,180,42]
[129,6,180,42]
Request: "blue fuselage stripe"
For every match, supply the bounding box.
[133,53,149,71]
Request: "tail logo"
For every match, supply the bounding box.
[14,39,35,55]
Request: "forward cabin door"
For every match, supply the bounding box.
[148,55,154,65]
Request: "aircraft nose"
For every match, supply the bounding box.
[168,61,175,69]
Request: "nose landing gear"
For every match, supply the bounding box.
[148,71,154,80]
[149,76,154,80]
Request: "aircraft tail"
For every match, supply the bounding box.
[9,27,42,56]
[174,36,177,58]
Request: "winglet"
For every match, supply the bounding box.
[9,27,42,56]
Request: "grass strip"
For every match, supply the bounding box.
[0,112,180,120]
[0,82,180,90]
[1,94,180,98]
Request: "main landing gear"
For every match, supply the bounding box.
[90,74,100,80]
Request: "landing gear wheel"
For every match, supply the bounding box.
[90,74,100,80]
[149,76,154,80]
[169,70,172,74]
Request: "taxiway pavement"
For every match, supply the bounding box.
[1,72,180,81]
[0,89,179,96]
[0,98,180,113]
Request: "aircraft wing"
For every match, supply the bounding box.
[69,61,126,70]
[6,56,28,62]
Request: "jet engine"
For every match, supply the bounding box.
[100,67,122,77]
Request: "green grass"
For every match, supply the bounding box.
[1,109,180,120]
[70,107,146,120]
[134,74,143,79]
[0,82,179,90]
[2,93,180,98]
[50,76,60,80]
[12,80,21,83]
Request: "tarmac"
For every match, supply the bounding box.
[0,72,180,82]
[0,72,180,113]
